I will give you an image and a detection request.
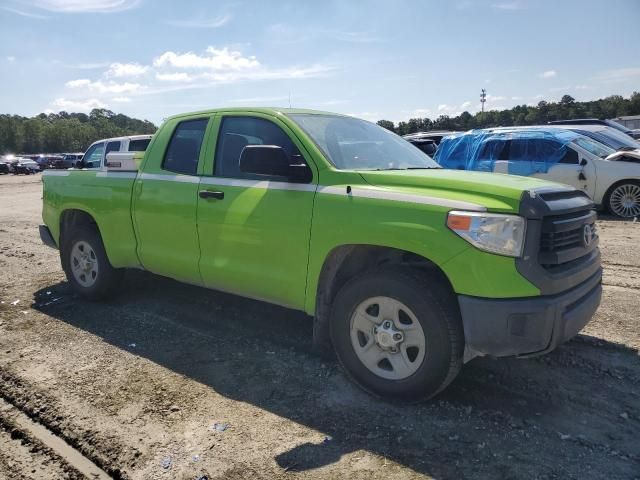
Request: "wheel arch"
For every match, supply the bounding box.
[311,244,456,354]
[59,208,102,249]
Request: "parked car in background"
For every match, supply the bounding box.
[404,130,461,146]
[435,128,640,218]
[549,118,640,139]
[403,135,438,156]
[34,155,63,170]
[53,153,84,169]
[548,124,640,153]
[0,160,10,174]
[11,159,41,174]
[79,135,153,169]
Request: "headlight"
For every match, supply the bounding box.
[447,211,526,257]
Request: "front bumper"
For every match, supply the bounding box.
[39,224,58,249]
[458,269,602,360]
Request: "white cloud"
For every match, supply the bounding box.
[52,44,333,109]
[26,0,140,12]
[72,62,110,69]
[52,97,107,111]
[66,78,141,93]
[0,5,48,18]
[575,84,589,90]
[538,70,557,79]
[230,95,289,103]
[593,67,640,83]
[511,96,523,100]
[407,108,432,117]
[198,64,332,83]
[155,72,193,82]
[438,104,449,111]
[491,2,522,10]
[106,62,148,77]
[6,56,16,63]
[460,101,472,109]
[346,112,380,122]
[167,13,232,28]
[153,46,259,71]
[112,96,131,102]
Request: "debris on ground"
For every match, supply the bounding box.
[210,423,229,432]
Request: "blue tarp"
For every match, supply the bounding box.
[434,129,581,176]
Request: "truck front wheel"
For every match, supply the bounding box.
[61,225,123,300]
[330,268,464,402]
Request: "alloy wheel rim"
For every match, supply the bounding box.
[349,296,426,380]
[610,184,640,218]
[70,241,99,287]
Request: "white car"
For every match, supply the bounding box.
[435,128,640,218]
[80,134,153,170]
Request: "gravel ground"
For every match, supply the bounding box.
[0,174,638,480]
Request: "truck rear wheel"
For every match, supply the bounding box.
[330,267,463,402]
[61,225,123,300]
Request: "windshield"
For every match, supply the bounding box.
[573,136,616,158]
[593,128,639,150]
[604,119,631,133]
[288,114,440,170]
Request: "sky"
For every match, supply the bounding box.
[1,0,639,125]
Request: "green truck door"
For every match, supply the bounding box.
[133,118,210,284]
[197,115,316,310]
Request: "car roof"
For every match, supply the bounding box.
[88,134,154,147]
[404,130,459,137]
[451,127,582,143]
[165,107,346,122]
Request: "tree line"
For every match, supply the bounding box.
[0,109,157,154]
[377,92,640,135]
[2,93,639,154]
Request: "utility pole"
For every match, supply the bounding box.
[480,88,487,114]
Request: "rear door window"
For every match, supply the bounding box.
[128,138,151,152]
[163,119,209,175]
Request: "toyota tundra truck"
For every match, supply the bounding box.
[40,108,602,401]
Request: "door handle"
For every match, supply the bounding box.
[199,190,224,200]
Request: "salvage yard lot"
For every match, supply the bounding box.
[0,174,638,479]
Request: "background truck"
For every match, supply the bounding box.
[40,108,602,401]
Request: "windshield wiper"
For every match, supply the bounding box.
[367,166,441,171]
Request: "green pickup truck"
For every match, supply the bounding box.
[40,108,602,401]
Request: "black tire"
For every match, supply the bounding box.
[330,267,464,402]
[61,224,123,300]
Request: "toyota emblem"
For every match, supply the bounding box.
[583,224,593,246]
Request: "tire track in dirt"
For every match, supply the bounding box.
[0,396,111,479]
[0,371,130,480]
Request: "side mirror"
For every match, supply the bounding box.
[239,145,291,177]
[580,158,588,166]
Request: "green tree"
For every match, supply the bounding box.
[376,119,395,132]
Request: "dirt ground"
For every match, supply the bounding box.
[0,173,638,480]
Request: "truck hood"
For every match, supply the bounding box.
[358,169,568,213]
